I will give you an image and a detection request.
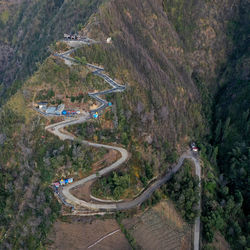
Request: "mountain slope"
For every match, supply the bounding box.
[0,0,102,105]
[76,0,240,149]
[0,0,248,249]
[202,2,250,247]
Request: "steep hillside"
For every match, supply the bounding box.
[79,0,239,143]
[0,0,102,105]
[201,1,250,247]
[0,0,248,249]
[68,0,241,187]
[0,49,116,248]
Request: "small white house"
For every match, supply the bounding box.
[107,37,112,44]
[64,33,71,39]
[37,102,48,110]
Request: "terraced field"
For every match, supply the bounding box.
[123,201,192,250]
[48,218,131,250]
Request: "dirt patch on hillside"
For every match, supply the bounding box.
[47,218,131,250]
[92,149,120,171]
[71,181,94,202]
[208,232,231,250]
[123,200,191,250]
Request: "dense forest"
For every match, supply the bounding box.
[200,2,250,248]
[161,160,200,224]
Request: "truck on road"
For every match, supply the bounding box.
[191,142,198,152]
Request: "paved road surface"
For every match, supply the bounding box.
[194,155,201,250]
[46,115,200,211]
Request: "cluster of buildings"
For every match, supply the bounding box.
[53,178,74,188]
[36,102,80,116]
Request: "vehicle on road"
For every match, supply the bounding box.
[191,142,198,152]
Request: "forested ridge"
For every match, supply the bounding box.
[200,1,250,248]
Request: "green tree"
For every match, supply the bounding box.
[75,56,87,65]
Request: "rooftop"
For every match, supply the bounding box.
[46,107,57,114]
[37,102,48,105]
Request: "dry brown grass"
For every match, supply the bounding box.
[47,218,131,250]
[207,232,231,250]
[123,200,192,250]
[71,180,94,202]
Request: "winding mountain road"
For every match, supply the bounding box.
[44,37,201,249]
